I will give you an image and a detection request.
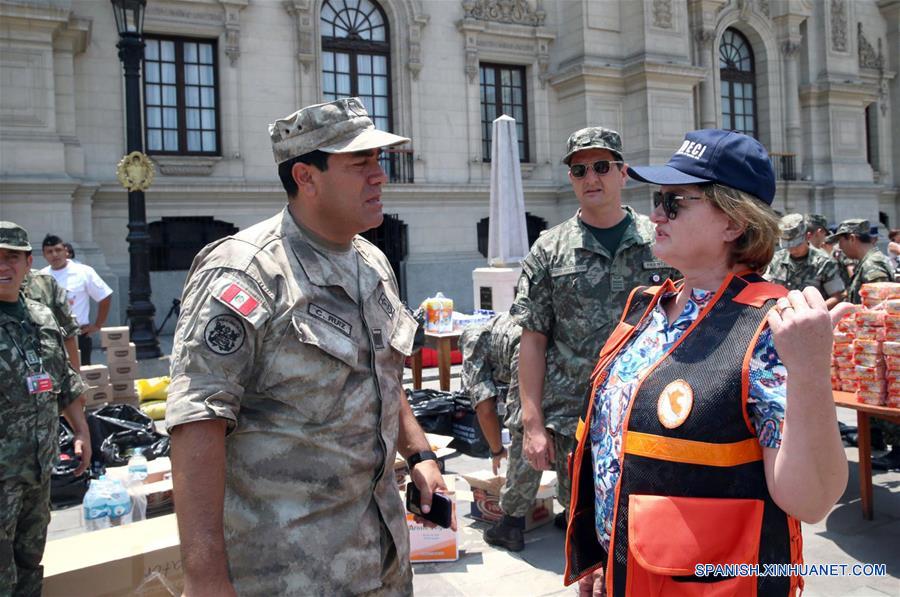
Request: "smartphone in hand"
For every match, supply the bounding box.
[406,484,453,529]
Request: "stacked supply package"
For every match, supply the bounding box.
[885,299,900,407]
[832,315,857,393]
[102,326,139,407]
[80,364,111,411]
[853,283,900,406]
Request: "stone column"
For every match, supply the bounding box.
[695,28,718,129]
[781,39,803,168]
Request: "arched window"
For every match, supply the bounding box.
[719,28,757,137]
[321,0,391,133]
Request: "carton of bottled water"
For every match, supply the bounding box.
[127,448,148,482]
[82,476,134,531]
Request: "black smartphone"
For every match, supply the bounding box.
[406,484,453,529]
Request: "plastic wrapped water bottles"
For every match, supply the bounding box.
[82,476,134,531]
[127,448,148,481]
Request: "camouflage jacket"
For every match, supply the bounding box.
[509,208,678,436]
[460,312,522,425]
[764,246,844,298]
[166,207,417,595]
[0,298,85,482]
[847,247,895,304]
[22,269,80,338]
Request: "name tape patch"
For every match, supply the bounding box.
[308,303,352,337]
[219,283,260,317]
[378,293,395,318]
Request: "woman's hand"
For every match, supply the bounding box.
[767,288,840,374]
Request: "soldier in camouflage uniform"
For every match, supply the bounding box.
[166,98,450,596]
[493,127,677,551]
[806,213,830,250]
[765,213,844,307]
[0,222,90,597]
[23,270,82,372]
[827,219,900,469]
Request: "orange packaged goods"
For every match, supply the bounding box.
[833,331,852,344]
[886,393,900,409]
[842,381,858,393]
[855,327,887,341]
[853,353,883,368]
[857,391,885,406]
[855,310,887,326]
[857,379,887,393]
[859,282,900,301]
[884,341,900,356]
[836,317,856,334]
[423,292,453,334]
[853,339,883,354]
[885,355,900,371]
[833,343,853,358]
[885,299,900,313]
[855,365,885,382]
[833,356,854,369]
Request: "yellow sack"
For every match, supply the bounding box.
[141,400,167,420]
[136,376,170,402]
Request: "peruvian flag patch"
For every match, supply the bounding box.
[219,283,260,317]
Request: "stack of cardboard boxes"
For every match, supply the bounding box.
[102,326,139,408]
[80,364,111,411]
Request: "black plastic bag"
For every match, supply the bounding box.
[50,457,89,508]
[407,389,455,435]
[100,428,169,467]
[87,404,156,466]
[449,392,490,458]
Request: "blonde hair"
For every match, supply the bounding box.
[703,184,780,271]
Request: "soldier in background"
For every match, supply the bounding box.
[765,213,844,308]
[0,222,91,597]
[828,219,894,304]
[503,127,678,550]
[806,213,830,250]
[23,270,82,372]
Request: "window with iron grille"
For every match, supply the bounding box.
[148,217,237,271]
[480,63,529,162]
[143,36,220,156]
[719,28,757,138]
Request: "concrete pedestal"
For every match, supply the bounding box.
[472,267,521,312]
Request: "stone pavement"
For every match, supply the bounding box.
[56,335,900,596]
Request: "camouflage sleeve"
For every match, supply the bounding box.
[819,258,845,297]
[460,322,498,408]
[57,360,87,411]
[165,267,270,434]
[509,250,553,334]
[48,276,80,338]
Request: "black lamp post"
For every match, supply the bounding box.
[112,0,160,359]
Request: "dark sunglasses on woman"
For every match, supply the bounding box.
[569,160,623,178]
[652,191,705,220]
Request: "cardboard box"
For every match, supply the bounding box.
[111,380,138,399]
[100,326,130,348]
[81,364,109,386]
[462,470,557,532]
[107,342,137,364]
[405,476,458,563]
[42,513,182,597]
[109,362,137,381]
[83,384,112,410]
[107,457,172,485]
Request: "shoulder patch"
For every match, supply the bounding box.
[204,314,245,355]
[219,283,260,316]
[207,273,269,329]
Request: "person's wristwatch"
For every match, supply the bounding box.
[406,450,437,469]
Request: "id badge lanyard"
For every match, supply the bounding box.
[1,320,53,395]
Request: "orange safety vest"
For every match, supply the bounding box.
[564,272,804,596]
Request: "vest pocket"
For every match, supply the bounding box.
[626,494,763,596]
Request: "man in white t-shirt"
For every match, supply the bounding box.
[40,235,113,365]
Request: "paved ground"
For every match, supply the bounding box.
[50,336,900,596]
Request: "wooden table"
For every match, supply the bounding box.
[410,330,461,392]
[833,391,900,520]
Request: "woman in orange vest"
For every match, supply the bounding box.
[564,129,852,597]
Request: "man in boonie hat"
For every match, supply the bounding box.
[827,218,895,305]
[805,214,829,249]
[765,213,845,307]
[1,221,91,597]
[166,99,451,595]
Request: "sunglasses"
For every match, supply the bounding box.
[569,160,623,178]
[652,191,704,220]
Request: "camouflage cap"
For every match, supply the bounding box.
[269,97,409,164]
[779,213,806,249]
[805,213,828,233]
[0,221,31,252]
[562,127,623,164]
[826,218,870,244]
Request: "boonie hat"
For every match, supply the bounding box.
[779,214,806,249]
[562,127,623,164]
[0,221,32,252]
[805,213,828,233]
[627,129,776,205]
[269,97,409,164]
[826,219,869,244]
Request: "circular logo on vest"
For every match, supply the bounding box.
[657,379,693,429]
[204,314,245,355]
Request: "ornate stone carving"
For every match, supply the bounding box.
[758,0,770,17]
[857,23,884,70]
[218,0,248,66]
[652,0,673,29]
[781,40,801,58]
[461,0,546,27]
[694,28,716,49]
[152,156,222,177]
[283,0,315,72]
[831,0,847,52]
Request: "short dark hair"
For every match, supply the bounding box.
[278,150,330,198]
[42,234,64,248]
[64,242,75,259]
[856,233,873,244]
[889,229,900,242]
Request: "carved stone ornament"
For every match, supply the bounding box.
[283,0,316,72]
[218,0,248,66]
[857,23,883,70]
[831,0,847,53]
[116,151,155,191]
[781,40,801,58]
[757,0,769,17]
[694,28,715,48]
[461,0,546,27]
[653,0,673,29]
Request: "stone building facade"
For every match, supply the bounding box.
[1,0,897,325]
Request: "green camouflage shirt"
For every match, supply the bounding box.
[509,208,679,436]
[764,246,844,298]
[460,312,523,427]
[22,269,80,338]
[0,298,85,482]
[846,247,895,304]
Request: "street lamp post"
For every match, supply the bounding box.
[112,0,160,359]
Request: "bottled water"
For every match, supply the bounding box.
[127,448,148,482]
[82,477,111,531]
[107,478,133,526]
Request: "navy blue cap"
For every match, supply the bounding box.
[627,129,776,205]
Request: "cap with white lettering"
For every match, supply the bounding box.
[626,129,776,205]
